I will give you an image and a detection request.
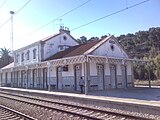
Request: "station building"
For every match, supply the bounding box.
[0,27,136,93]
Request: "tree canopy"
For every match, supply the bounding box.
[0,47,13,68]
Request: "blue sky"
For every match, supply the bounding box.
[0,0,159,50]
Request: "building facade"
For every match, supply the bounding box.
[0,27,136,93]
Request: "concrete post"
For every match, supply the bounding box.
[25,66,28,89]
[84,62,88,95]
[11,72,13,87]
[0,72,2,87]
[11,68,13,87]
[84,55,89,95]
[47,62,51,91]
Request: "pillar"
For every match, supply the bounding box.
[25,66,28,89]
[0,72,2,86]
[11,71,13,87]
[47,62,51,91]
[30,69,33,88]
[83,56,89,95]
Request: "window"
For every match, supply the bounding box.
[58,45,64,51]
[27,50,30,60]
[110,44,114,51]
[21,53,24,62]
[16,54,19,63]
[62,65,68,71]
[33,49,36,59]
[63,35,67,40]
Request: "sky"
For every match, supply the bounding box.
[0,0,159,50]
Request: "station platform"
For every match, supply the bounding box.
[0,86,160,107]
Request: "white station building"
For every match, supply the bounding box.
[0,27,137,93]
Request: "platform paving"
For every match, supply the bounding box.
[0,86,160,107]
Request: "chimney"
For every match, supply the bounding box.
[59,26,70,34]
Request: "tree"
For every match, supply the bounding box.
[101,35,108,39]
[154,55,160,79]
[88,37,99,42]
[77,36,87,44]
[0,47,13,68]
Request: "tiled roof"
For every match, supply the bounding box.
[44,40,101,61]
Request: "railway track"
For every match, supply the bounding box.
[0,91,153,120]
[0,104,36,120]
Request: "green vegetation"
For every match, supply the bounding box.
[117,27,160,59]
[117,27,160,80]
[0,47,13,68]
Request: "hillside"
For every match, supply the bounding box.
[117,27,160,59]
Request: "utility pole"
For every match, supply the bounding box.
[10,11,14,55]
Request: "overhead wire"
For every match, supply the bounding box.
[14,0,31,16]
[0,0,31,29]
[70,0,151,31]
[0,0,7,9]
[27,0,92,36]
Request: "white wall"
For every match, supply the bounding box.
[105,64,110,75]
[90,62,97,76]
[116,64,122,75]
[14,45,39,66]
[7,72,11,83]
[50,64,74,77]
[44,33,78,60]
[62,64,74,76]
[91,38,128,58]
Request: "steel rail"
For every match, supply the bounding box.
[0,91,154,120]
[0,104,36,120]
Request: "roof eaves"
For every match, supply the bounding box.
[65,32,79,44]
[41,33,61,42]
[14,41,41,53]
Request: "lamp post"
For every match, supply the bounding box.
[10,11,15,55]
